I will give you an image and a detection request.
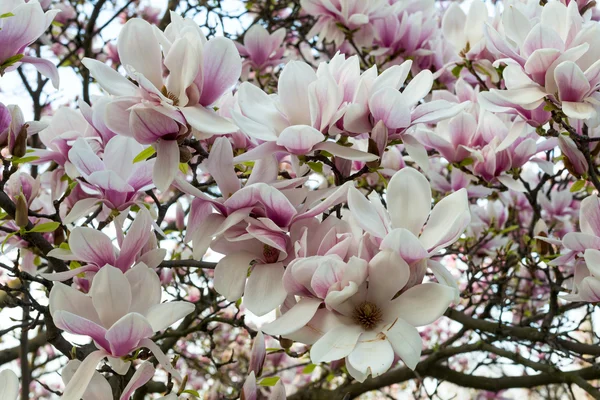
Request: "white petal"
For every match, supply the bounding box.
[244,263,287,317]
[387,167,431,235]
[213,252,255,301]
[310,323,363,363]
[387,282,455,327]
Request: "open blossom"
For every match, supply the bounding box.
[301,0,390,47]
[0,0,60,87]
[232,58,378,164]
[43,209,163,283]
[63,136,154,222]
[482,1,600,121]
[82,15,242,190]
[49,264,194,400]
[235,25,286,76]
[348,167,470,288]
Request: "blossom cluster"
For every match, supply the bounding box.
[1,0,600,398]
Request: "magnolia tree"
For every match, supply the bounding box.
[3,0,600,399]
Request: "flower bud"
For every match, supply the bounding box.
[179,145,193,163]
[15,194,29,228]
[11,124,28,158]
[249,331,266,377]
[279,337,293,349]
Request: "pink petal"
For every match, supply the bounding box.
[69,227,117,267]
[105,313,154,357]
[199,37,242,106]
[89,265,132,328]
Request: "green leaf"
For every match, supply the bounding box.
[307,161,323,174]
[0,12,15,18]
[258,377,280,386]
[459,158,474,167]
[11,156,39,165]
[179,163,189,174]
[133,146,156,163]
[1,54,24,69]
[28,221,61,233]
[1,232,17,252]
[302,364,317,374]
[498,225,519,235]
[182,389,200,397]
[571,180,586,192]
[451,64,464,78]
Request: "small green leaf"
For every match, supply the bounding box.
[302,364,317,374]
[451,64,464,78]
[11,156,39,164]
[0,12,15,18]
[459,158,474,167]
[307,161,323,174]
[1,232,17,252]
[179,163,188,174]
[571,180,586,192]
[133,146,155,163]
[28,221,61,233]
[1,54,24,69]
[258,377,280,386]
[182,389,200,397]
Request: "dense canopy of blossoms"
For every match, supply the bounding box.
[2,0,600,399]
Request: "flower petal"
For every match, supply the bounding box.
[387,282,455,327]
[89,265,132,328]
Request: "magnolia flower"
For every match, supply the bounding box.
[483,2,600,120]
[301,0,390,47]
[0,103,46,157]
[0,0,60,88]
[262,255,368,337]
[249,331,266,377]
[82,16,242,190]
[235,25,286,75]
[563,251,600,302]
[348,167,470,288]
[43,209,163,282]
[442,1,489,58]
[546,195,600,267]
[64,136,154,222]
[0,369,18,400]
[49,264,194,400]
[232,59,378,163]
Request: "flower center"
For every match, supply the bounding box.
[352,301,383,330]
[263,244,279,264]
[161,86,179,106]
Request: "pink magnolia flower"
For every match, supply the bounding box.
[232,59,378,163]
[442,1,489,59]
[301,0,390,47]
[236,25,286,75]
[348,167,470,289]
[547,195,600,267]
[270,252,456,382]
[49,264,194,400]
[63,136,154,222]
[262,255,367,337]
[0,0,60,87]
[563,251,600,302]
[82,16,242,190]
[372,1,438,60]
[0,103,45,157]
[0,369,19,400]
[43,209,163,282]
[483,2,600,120]
[29,107,99,170]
